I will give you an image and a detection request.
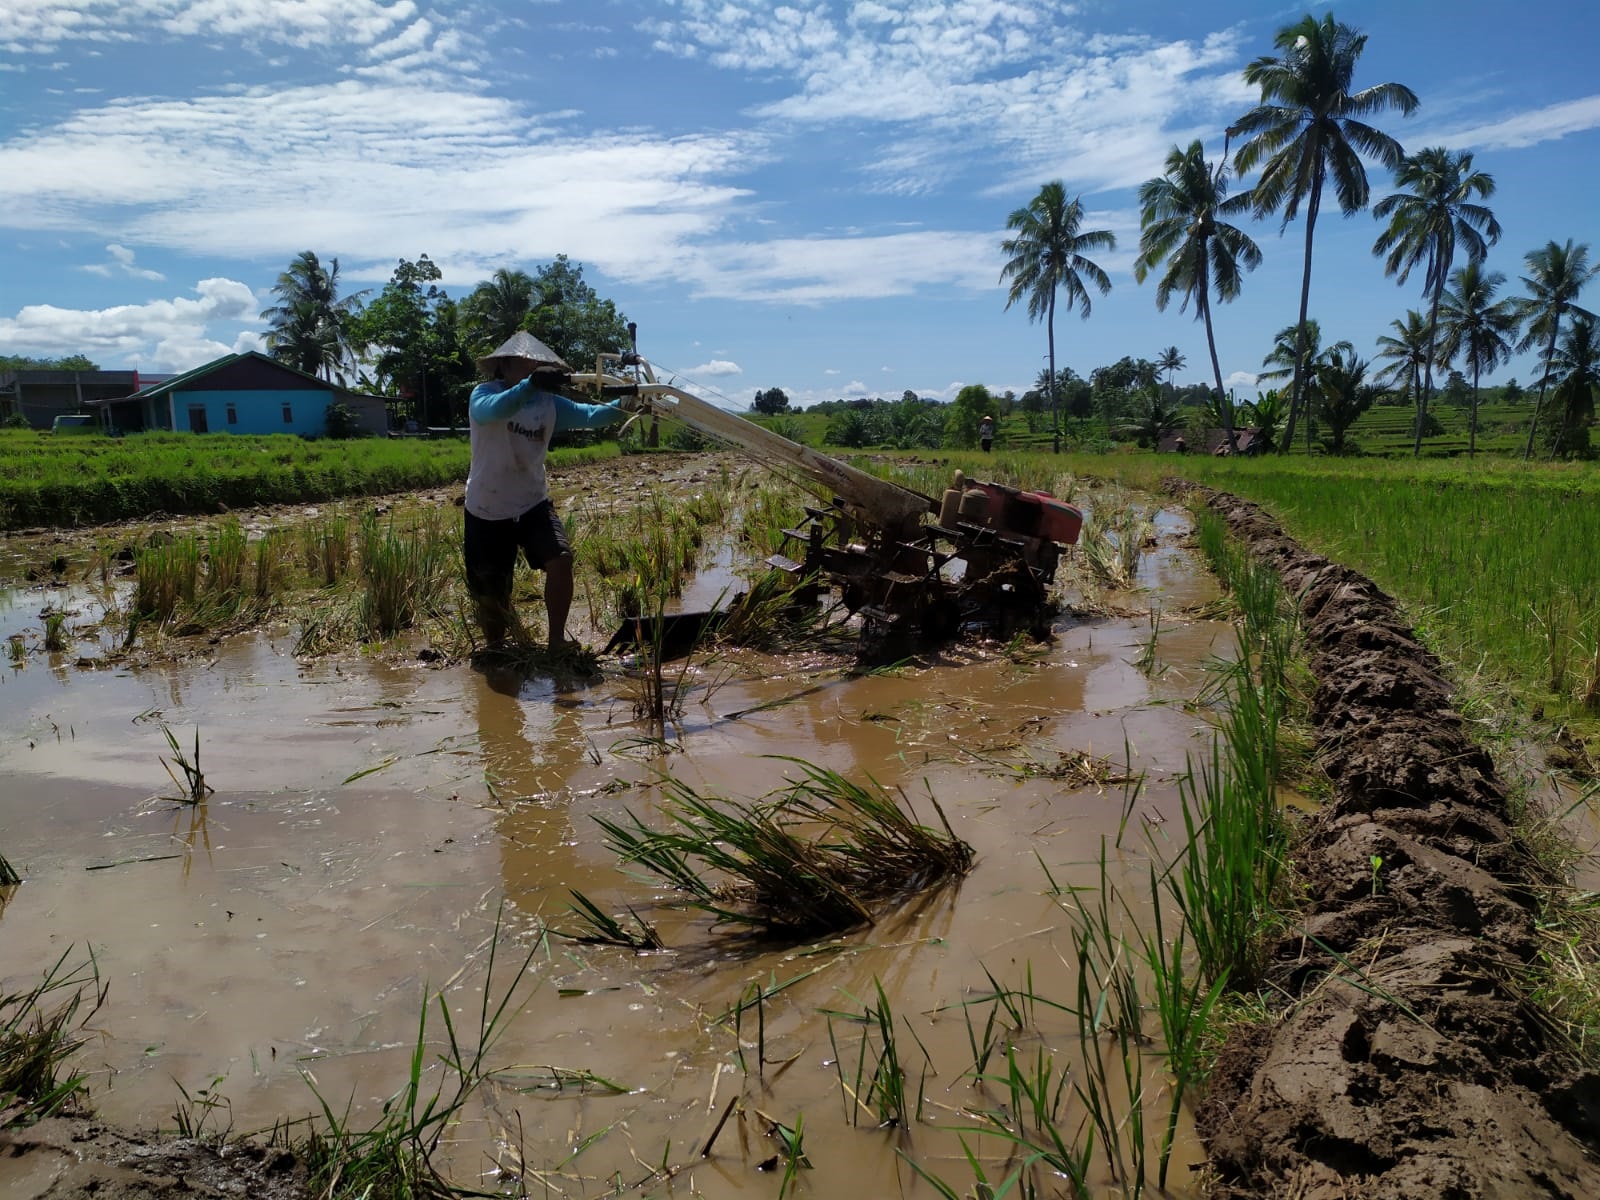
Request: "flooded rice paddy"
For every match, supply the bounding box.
[1,478,1238,1198]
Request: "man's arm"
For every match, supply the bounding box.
[552,394,628,434]
[469,379,537,424]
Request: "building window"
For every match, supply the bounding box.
[226,403,237,425]
[282,403,293,424]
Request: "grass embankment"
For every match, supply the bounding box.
[0,430,622,530]
[1119,455,1600,736]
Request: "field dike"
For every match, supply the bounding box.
[1178,482,1600,1198]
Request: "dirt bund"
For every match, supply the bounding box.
[1177,484,1600,1198]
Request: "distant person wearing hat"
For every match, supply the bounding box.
[979,414,995,453]
[466,331,630,654]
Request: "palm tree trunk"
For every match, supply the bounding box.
[1280,172,1322,455]
[1469,364,1480,458]
[1415,277,1445,457]
[1523,321,1561,460]
[1199,276,1234,450]
[1048,291,1060,454]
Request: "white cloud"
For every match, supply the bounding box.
[79,242,165,280]
[682,359,742,377]
[0,278,255,369]
[0,83,761,290]
[645,3,1253,194]
[3,0,417,54]
[1431,95,1600,151]
[1224,370,1258,391]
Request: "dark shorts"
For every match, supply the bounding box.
[464,502,570,600]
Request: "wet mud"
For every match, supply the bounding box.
[2,468,1228,1198]
[1182,484,1600,1199]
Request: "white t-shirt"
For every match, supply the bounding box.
[465,387,559,520]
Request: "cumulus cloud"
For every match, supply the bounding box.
[1225,370,1259,392]
[0,278,255,369]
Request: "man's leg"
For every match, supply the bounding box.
[464,511,516,646]
[544,553,575,651]
[519,500,576,653]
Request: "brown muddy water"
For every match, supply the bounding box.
[0,496,1234,1198]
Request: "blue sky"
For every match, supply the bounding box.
[2,1,1597,408]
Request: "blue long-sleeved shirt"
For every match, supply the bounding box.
[465,380,626,520]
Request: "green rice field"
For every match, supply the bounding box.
[0,430,618,529]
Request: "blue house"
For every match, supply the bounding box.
[91,352,388,436]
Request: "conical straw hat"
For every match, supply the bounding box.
[475,330,571,376]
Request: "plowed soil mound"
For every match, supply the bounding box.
[1183,485,1600,1199]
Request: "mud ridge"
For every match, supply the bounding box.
[1178,484,1600,1199]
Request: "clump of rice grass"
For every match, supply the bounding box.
[715,570,823,651]
[253,528,292,600]
[203,518,248,600]
[356,510,454,639]
[300,515,352,587]
[134,534,201,623]
[41,611,68,653]
[7,634,25,666]
[591,759,973,938]
[1,948,108,1128]
[159,723,213,805]
[1078,490,1151,589]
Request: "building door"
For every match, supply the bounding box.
[188,405,209,433]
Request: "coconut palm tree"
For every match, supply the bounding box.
[462,267,536,351]
[1259,319,1322,387]
[1437,263,1520,457]
[1156,345,1187,391]
[1311,345,1377,454]
[1545,314,1599,459]
[1135,140,1261,450]
[260,251,367,382]
[1374,309,1433,432]
[1371,147,1501,456]
[1514,240,1599,459]
[1000,181,1117,452]
[1231,13,1418,454]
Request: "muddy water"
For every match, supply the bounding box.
[1,502,1231,1197]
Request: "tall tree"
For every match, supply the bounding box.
[1513,240,1599,459]
[1260,319,1322,387]
[525,256,631,371]
[1546,314,1599,459]
[1372,147,1500,455]
[1134,139,1261,449]
[260,250,367,382]
[462,268,536,351]
[1437,263,1519,457]
[1156,345,1187,390]
[1231,13,1418,453]
[1373,310,1433,427]
[353,256,473,426]
[1000,181,1116,453]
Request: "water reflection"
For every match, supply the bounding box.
[470,664,619,912]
